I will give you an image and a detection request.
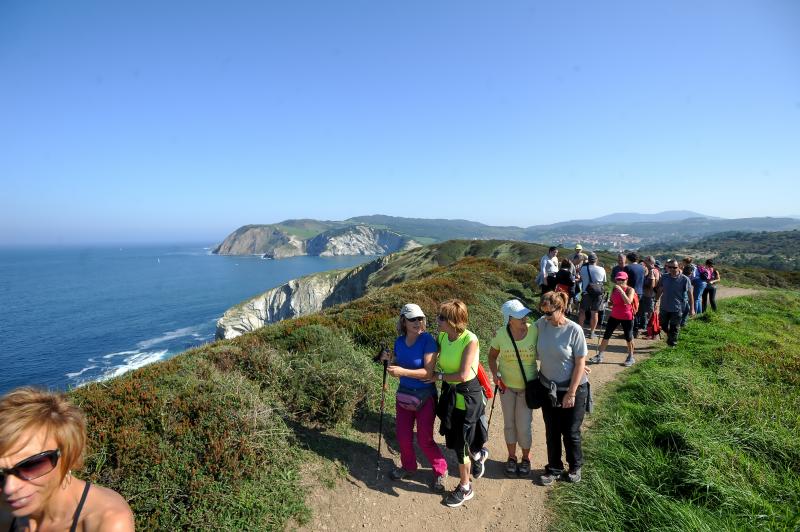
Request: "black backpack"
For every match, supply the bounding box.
[584,265,604,296]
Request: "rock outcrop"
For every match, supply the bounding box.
[215,256,391,339]
[214,223,420,259]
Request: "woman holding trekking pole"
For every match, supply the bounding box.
[488,299,537,478]
[433,299,488,508]
[385,304,448,492]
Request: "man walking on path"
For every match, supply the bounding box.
[536,246,560,294]
[625,252,646,337]
[576,252,606,339]
[656,258,694,347]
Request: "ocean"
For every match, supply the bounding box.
[0,245,375,395]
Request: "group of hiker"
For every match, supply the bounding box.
[384,245,721,508]
[384,293,587,507]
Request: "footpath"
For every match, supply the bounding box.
[300,287,757,531]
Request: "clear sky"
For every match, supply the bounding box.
[2,1,798,245]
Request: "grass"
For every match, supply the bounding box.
[549,292,800,531]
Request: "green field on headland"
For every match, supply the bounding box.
[550,293,800,531]
[67,241,800,530]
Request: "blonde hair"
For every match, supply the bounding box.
[540,291,569,313]
[0,387,86,481]
[438,299,469,335]
[396,315,427,336]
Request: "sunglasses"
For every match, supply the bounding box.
[541,310,556,317]
[667,266,678,270]
[405,316,424,322]
[436,315,445,322]
[0,449,60,487]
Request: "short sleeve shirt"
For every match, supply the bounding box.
[489,324,538,389]
[536,317,588,384]
[438,330,479,410]
[394,332,438,390]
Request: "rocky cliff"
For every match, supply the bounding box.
[215,256,391,339]
[214,223,419,258]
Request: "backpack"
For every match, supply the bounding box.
[698,266,711,282]
[647,310,661,339]
[584,266,604,296]
[630,291,639,315]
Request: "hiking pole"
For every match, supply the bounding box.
[487,383,500,430]
[375,348,390,479]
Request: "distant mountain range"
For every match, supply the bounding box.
[214,212,800,256]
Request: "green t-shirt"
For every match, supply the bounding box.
[489,324,538,389]
[438,330,479,410]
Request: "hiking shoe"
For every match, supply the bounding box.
[431,471,447,493]
[564,467,582,483]
[504,457,518,477]
[589,332,598,340]
[471,448,489,479]
[589,353,603,364]
[539,468,561,486]
[444,484,474,508]
[623,355,635,367]
[518,459,531,478]
[389,467,410,481]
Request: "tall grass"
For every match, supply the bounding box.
[550,292,800,531]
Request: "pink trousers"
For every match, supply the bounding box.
[395,397,447,476]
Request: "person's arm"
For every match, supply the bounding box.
[388,358,433,380]
[712,269,720,284]
[615,285,634,305]
[563,355,586,409]
[688,282,696,315]
[488,346,500,382]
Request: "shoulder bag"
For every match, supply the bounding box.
[507,324,543,409]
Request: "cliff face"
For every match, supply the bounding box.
[306,225,420,256]
[215,256,391,339]
[213,225,306,256]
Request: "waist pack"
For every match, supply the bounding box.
[396,386,435,411]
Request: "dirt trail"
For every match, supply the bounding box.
[299,287,757,531]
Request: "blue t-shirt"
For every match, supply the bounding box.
[625,262,646,296]
[394,332,438,390]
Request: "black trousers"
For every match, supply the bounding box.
[703,284,717,312]
[540,382,588,473]
[661,310,682,346]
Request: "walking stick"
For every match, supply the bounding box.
[487,383,500,431]
[376,357,389,479]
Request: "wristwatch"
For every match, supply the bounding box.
[437,372,444,381]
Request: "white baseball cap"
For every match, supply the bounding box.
[501,299,531,326]
[400,303,425,320]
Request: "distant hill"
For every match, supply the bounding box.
[639,229,800,271]
[214,215,800,255]
[547,210,715,227]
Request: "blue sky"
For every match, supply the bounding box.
[2,0,798,244]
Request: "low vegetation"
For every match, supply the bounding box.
[66,238,797,529]
[550,292,800,531]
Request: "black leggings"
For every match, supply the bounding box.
[603,317,633,341]
[703,283,717,312]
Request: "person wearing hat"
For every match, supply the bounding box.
[386,303,448,492]
[571,244,588,271]
[589,270,637,367]
[488,300,538,477]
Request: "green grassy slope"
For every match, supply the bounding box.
[550,292,800,531]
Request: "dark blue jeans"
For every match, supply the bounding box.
[540,382,588,472]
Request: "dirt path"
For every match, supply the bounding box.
[299,287,757,531]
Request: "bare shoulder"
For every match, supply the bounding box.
[83,483,135,532]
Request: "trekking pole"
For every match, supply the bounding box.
[376,356,389,479]
[487,383,500,431]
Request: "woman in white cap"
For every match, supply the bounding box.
[487,299,538,477]
[590,271,637,367]
[386,304,448,492]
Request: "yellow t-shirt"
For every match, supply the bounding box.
[437,330,480,410]
[489,324,538,389]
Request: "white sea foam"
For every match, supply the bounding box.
[100,349,169,380]
[136,324,206,350]
[103,350,139,359]
[65,366,98,379]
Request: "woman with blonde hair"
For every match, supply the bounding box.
[433,299,488,508]
[386,303,448,492]
[535,291,589,486]
[0,387,134,531]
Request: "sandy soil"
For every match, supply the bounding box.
[298,286,757,531]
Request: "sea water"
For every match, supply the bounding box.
[0,245,375,395]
